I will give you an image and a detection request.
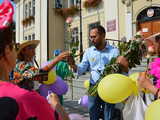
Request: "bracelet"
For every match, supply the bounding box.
[156,88,160,98]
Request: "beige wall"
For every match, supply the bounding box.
[104,0,119,40]
[71,1,105,50]
[118,1,126,39]
[15,0,65,65]
[48,0,65,58]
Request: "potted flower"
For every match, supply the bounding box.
[25,17,31,24]
[28,16,35,21]
[55,5,79,18]
[21,19,28,26]
[83,0,102,8]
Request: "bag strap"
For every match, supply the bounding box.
[34,58,39,69]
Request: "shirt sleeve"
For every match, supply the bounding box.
[112,47,120,58]
[77,50,90,75]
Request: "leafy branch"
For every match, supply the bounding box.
[88,39,146,96]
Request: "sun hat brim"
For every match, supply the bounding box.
[17,40,40,55]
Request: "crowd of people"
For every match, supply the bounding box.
[0,1,160,119]
[0,25,71,120]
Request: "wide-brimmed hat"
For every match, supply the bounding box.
[17,40,40,55]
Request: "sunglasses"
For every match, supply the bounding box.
[26,45,36,49]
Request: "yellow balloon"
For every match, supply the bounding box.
[97,74,134,103]
[43,70,56,85]
[129,72,139,83]
[84,80,90,89]
[129,72,150,94]
[129,72,140,95]
[145,99,160,120]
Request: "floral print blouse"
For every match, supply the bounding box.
[13,61,38,84]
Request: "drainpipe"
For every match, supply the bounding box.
[79,0,83,61]
[47,0,49,60]
[117,0,120,40]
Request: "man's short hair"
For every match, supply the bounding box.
[91,25,106,36]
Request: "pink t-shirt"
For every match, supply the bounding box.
[0,81,56,120]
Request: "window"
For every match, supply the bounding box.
[24,4,28,18]
[69,0,78,7]
[55,0,62,8]
[29,2,32,17]
[71,27,79,43]
[25,36,27,40]
[32,34,35,40]
[32,0,35,16]
[70,0,74,5]
[88,22,100,46]
[28,35,31,40]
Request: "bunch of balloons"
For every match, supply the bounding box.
[39,75,68,97]
[39,61,68,97]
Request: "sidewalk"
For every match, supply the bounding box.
[63,73,90,120]
[63,98,89,120]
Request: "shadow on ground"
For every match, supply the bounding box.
[63,98,89,119]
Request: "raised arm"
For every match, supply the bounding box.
[42,51,70,71]
[138,72,160,98]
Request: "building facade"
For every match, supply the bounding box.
[14,0,65,65]
[66,0,105,51]
[104,0,160,41]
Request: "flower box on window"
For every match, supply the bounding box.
[28,16,35,21]
[83,0,102,8]
[21,16,35,26]
[55,5,79,18]
[22,19,27,26]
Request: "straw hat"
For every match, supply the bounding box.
[17,40,40,55]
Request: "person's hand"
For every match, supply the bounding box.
[138,72,152,89]
[116,56,129,68]
[66,55,75,65]
[48,93,60,108]
[56,51,70,61]
[116,56,129,72]
[48,93,70,120]
[157,90,160,99]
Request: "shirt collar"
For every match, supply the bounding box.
[93,43,109,51]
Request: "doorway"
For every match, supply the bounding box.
[137,6,160,38]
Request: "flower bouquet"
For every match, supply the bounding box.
[148,58,160,88]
